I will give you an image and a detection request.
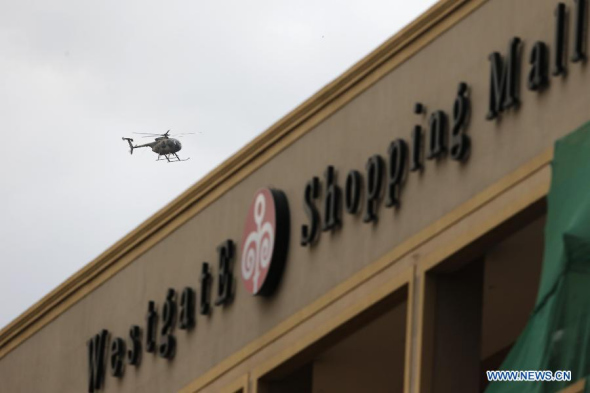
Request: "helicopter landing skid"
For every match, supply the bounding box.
[157,154,190,163]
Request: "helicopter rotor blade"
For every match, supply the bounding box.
[133,132,163,136]
[132,130,197,138]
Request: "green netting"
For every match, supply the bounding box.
[485,122,590,393]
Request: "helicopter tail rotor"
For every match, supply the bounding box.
[122,137,135,155]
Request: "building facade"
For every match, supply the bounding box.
[1,0,589,392]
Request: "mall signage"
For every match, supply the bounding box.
[241,189,290,296]
[86,0,588,391]
[87,188,290,392]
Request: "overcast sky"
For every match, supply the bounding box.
[0,0,438,330]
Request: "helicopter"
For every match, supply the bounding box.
[121,130,194,162]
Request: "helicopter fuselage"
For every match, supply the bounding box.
[151,137,182,155]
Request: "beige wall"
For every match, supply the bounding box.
[1,0,587,392]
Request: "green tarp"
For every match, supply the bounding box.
[485,122,590,393]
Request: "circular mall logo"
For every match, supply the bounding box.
[240,188,290,296]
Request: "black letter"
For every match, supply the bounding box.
[486,37,521,120]
[159,288,177,359]
[127,325,141,366]
[215,240,235,306]
[146,301,158,353]
[427,111,448,159]
[554,3,567,76]
[385,139,408,208]
[179,287,196,330]
[110,337,126,378]
[322,166,341,231]
[87,330,108,393]
[345,170,362,214]
[450,83,471,162]
[572,0,587,62]
[200,262,212,315]
[528,42,549,91]
[411,103,425,172]
[300,177,320,246]
[364,155,384,223]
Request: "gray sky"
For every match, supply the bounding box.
[0,0,438,330]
